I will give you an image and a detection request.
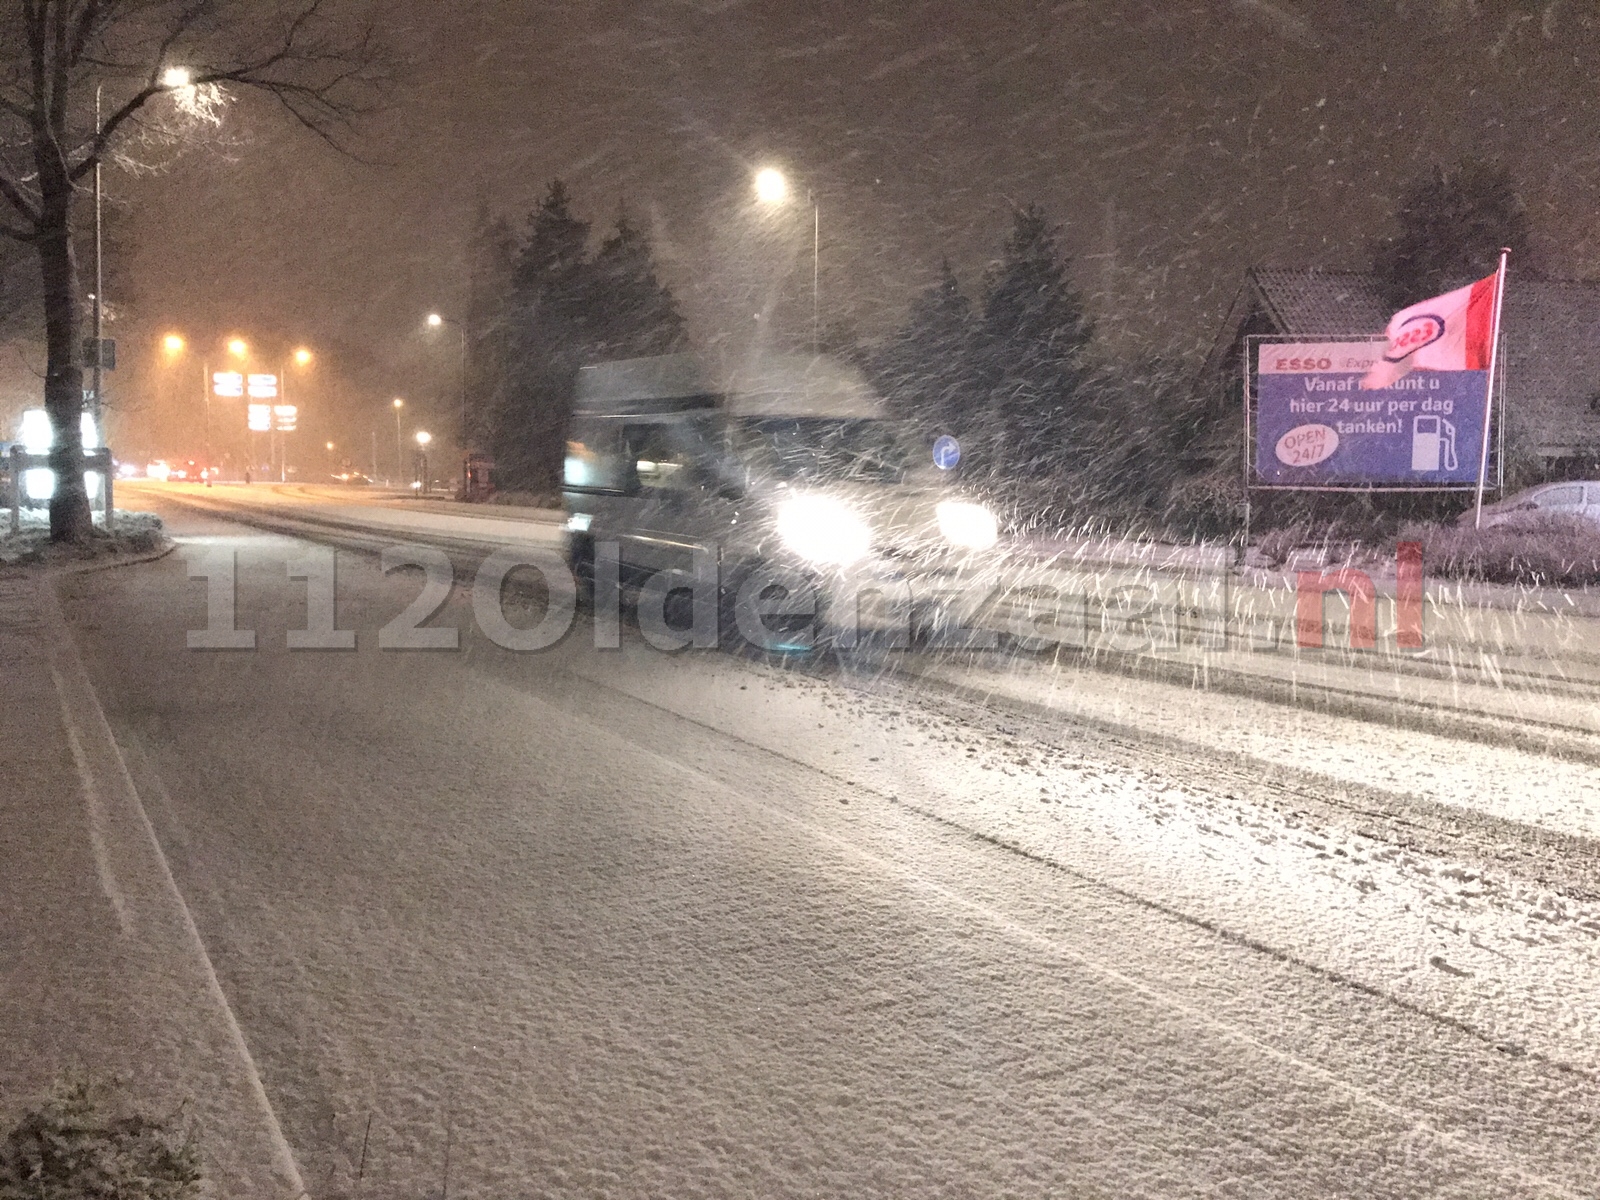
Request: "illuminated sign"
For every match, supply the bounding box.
[273,405,298,432]
[213,371,244,397]
[248,373,280,399]
[247,404,272,432]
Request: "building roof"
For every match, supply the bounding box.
[1248,268,1390,336]
[1210,267,1600,456]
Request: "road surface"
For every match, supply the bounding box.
[45,486,1600,1197]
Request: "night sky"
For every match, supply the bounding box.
[41,0,1600,463]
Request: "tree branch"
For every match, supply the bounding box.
[0,166,42,224]
[68,0,382,181]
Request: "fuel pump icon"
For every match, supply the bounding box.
[1411,415,1458,473]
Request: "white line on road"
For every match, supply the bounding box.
[38,575,310,1200]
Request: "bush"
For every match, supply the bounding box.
[1399,514,1600,587]
[1162,469,1244,541]
[0,1076,201,1200]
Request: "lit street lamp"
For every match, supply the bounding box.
[754,167,788,204]
[425,312,469,446]
[414,430,433,494]
[276,348,314,483]
[754,165,820,351]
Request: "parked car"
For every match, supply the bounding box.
[1463,481,1600,528]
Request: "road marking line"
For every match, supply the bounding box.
[51,664,132,939]
[37,576,310,1200]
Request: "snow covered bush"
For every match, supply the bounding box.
[1399,515,1600,587]
[0,1076,201,1200]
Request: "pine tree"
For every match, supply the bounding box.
[496,181,595,493]
[1374,158,1532,308]
[970,205,1093,478]
[587,210,687,360]
[874,259,976,434]
[465,204,518,451]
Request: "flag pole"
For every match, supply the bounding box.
[1473,247,1511,529]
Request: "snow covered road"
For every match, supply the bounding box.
[52,497,1600,1198]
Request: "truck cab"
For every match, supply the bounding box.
[563,352,1001,651]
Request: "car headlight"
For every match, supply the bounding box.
[936,500,998,550]
[777,495,872,567]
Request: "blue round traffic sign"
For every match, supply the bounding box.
[932,435,962,471]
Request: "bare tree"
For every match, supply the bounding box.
[0,0,381,541]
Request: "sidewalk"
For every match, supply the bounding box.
[0,566,305,1198]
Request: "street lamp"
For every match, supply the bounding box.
[158,331,204,475]
[754,167,788,204]
[425,312,469,446]
[228,338,248,359]
[392,398,404,485]
[277,347,314,483]
[161,67,193,89]
[87,71,190,476]
[754,165,820,351]
[414,430,433,494]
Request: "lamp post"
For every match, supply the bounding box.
[89,69,192,448]
[160,332,194,475]
[280,347,312,483]
[92,84,103,439]
[426,313,469,446]
[415,429,433,493]
[392,398,405,486]
[754,166,819,352]
[216,338,247,480]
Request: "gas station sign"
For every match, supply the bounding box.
[1252,340,1491,489]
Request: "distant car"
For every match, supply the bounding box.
[165,461,209,483]
[330,471,372,485]
[1464,481,1600,528]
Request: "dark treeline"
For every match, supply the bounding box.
[473,158,1536,540]
[472,183,1220,531]
[869,205,1219,537]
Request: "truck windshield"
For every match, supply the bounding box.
[730,417,912,484]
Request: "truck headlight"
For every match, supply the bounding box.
[777,495,872,567]
[936,500,998,550]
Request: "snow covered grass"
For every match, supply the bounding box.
[0,512,168,568]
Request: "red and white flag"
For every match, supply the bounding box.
[1360,271,1500,390]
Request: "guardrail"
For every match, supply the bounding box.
[7,444,115,533]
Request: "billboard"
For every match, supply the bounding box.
[1253,340,1490,488]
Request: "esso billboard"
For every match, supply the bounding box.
[1253,339,1489,488]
